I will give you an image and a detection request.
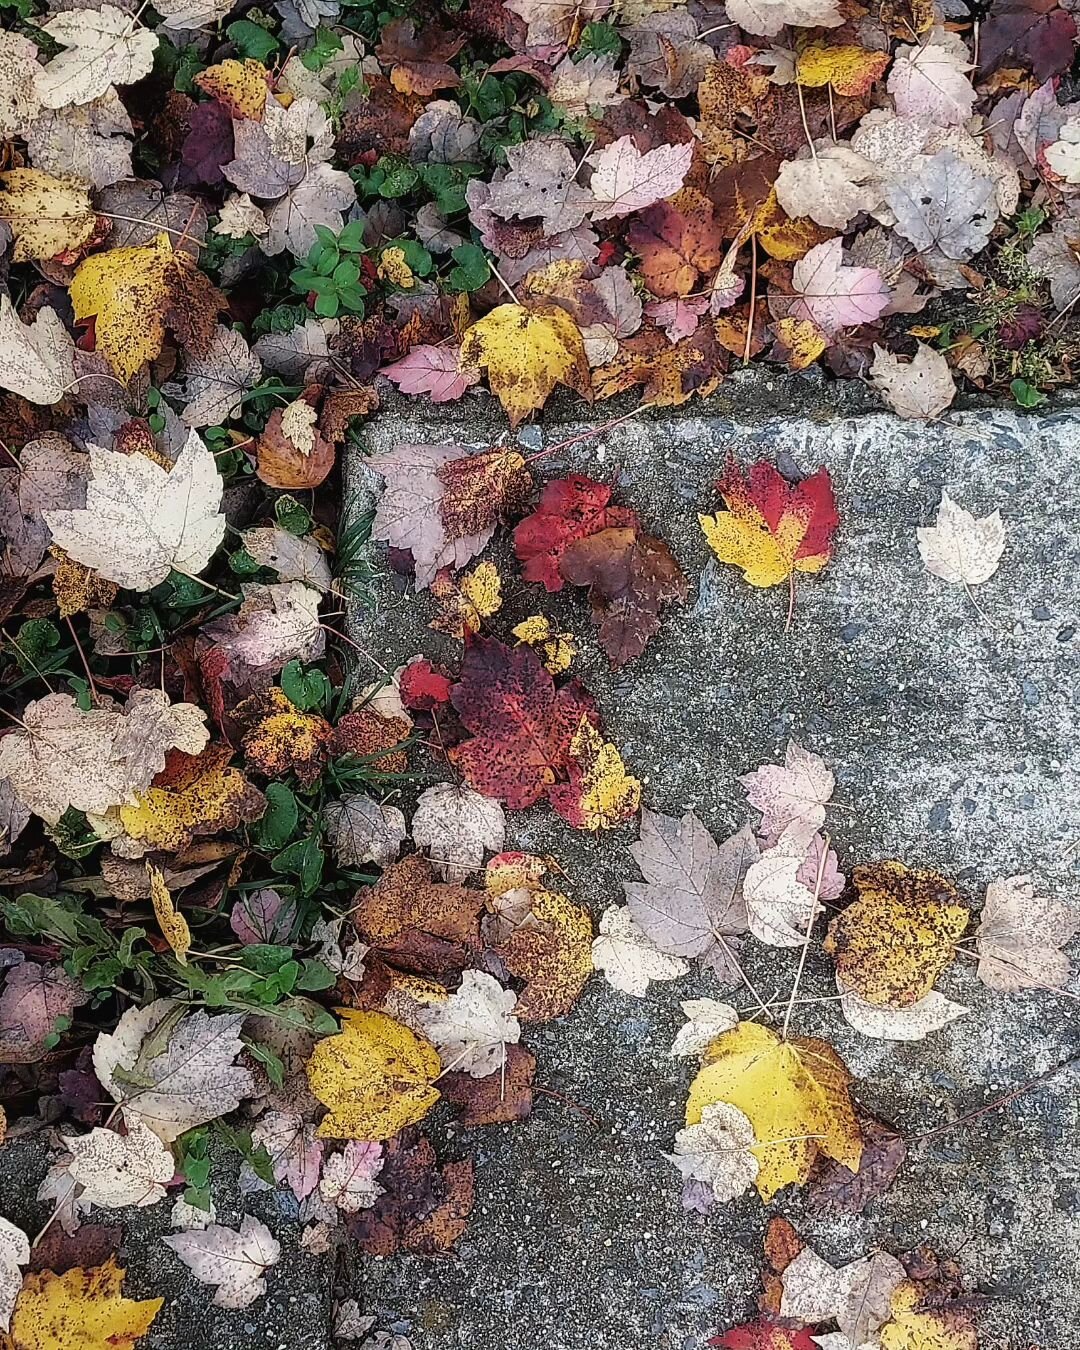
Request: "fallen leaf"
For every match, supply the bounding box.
[349,1129,474,1256]
[0,960,88,1063]
[710,1321,818,1350]
[548,716,642,831]
[33,5,158,109]
[870,343,957,420]
[6,1259,162,1349]
[586,137,693,221]
[837,977,969,1040]
[888,29,977,126]
[0,168,96,262]
[163,1216,279,1309]
[178,324,262,428]
[64,1119,174,1211]
[306,1010,440,1140]
[318,1140,383,1213]
[93,997,255,1142]
[147,864,191,963]
[785,238,890,336]
[237,685,332,786]
[740,740,834,844]
[879,1279,979,1350]
[775,144,880,231]
[824,861,969,1007]
[624,808,754,982]
[669,998,739,1057]
[975,873,1078,991]
[254,401,335,490]
[429,561,503,639]
[781,1245,906,1346]
[205,582,324,682]
[459,303,591,429]
[230,888,297,945]
[514,474,640,592]
[496,887,593,1021]
[242,527,332,591]
[686,1019,862,1200]
[592,905,689,996]
[628,196,723,299]
[381,345,480,403]
[252,1110,324,1202]
[375,18,463,96]
[410,783,506,882]
[70,231,224,382]
[486,139,596,234]
[417,969,520,1078]
[195,58,269,119]
[807,1112,907,1214]
[700,460,839,588]
[352,853,485,978]
[449,637,599,810]
[117,744,266,854]
[795,43,891,96]
[0,1217,28,1332]
[0,297,76,405]
[325,793,407,868]
[723,0,842,37]
[559,526,688,666]
[743,822,825,948]
[916,490,1006,586]
[668,1101,760,1200]
[512,614,576,674]
[440,1042,536,1125]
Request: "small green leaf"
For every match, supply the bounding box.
[275,495,314,536]
[296,959,337,992]
[448,242,491,293]
[280,660,332,712]
[1010,377,1047,408]
[239,944,296,974]
[226,18,281,61]
[253,783,299,850]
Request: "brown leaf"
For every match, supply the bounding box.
[759,1215,806,1315]
[236,686,332,787]
[348,1129,474,1255]
[330,709,410,773]
[559,527,687,666]
[441,1043,536,1125]
[496,887,593,1021]
[807,1112,908,1215]
[29,1223,122,1275]
[320,386,379,443]
[593,322,729,407]
[337,77,422,162]
[375,19,464,96]
[255,396,335,489]
[627,191,723,299]
[352,852,485,977]
[437,448,533,541]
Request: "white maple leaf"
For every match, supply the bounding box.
[178,324,263,428]
[0,1217,29,1333]
[155,0,236,33]
[318,1141,384,1213]
[410,783,506,882]
[775,144,881,230]
[549,54,623,116]
[163,1215,280,1309]
[743,821,825,948]
[723,0,842,38]
[0,32,42,139]
[837,975,969,1041]
[34,5,158,109]
[668,1102,759,1199]
[93,998,255,1143]
[591,905,689,997]
[214,193,269,240]
[486,139,596,235]
[325,793,407,868]
[976,875,1079,992]
[740,739,834,844]
[884,150,998,261]
[417,969,521,1078]
[586,137,693,221]
[783,1246,906,1347]
[171,1195,216,1230]
[887,28,976,127]
[669,998,738,1057]
[205,581,325,679]
[265,163,356,258]
[64,1119,175,1210]
[251,1109,324,1202]
[916,490,1006,586]
[0,297,75,405]
[870,343,957,421]
[44,429,226,591]
[242,526,332,590]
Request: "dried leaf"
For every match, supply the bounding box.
[147,864,191,963]
[459,302,591,429]
[741,740,834,843]
[0,168,96,262]
[6,1259,162,1350]
[592,904,689,996]
[441,1042,535,1125]
[496,887,593,1021]
[975,873,1078,991]
[548,716,642,831]
[870,343,957,420]
[669,1101,759,1200]
[163,1216,279,1309]
[514,474,640,592]
[325,794,407,868]
[916,490,1006,586]
[0,297,76,406]
[417,969,520,1077]
[586,137,693,220]
[786,238,890,336]
[64,1119,174,1211]
[178,324,262,428]
[0,960,88,1063]
[33,5,158,109]
[410,783,505,882]
[318,1140,383,1213]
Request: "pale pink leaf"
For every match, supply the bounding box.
[381,346,480,404]
[586,136,694,221]
[788,238,890,337]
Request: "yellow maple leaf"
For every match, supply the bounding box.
[429,561,502,639]
[496,887,593,1022]
[6,1258,163,1350]
[459,303,591,428]
[0,168,96,263]
[194,58,269,119]
[306,1009,441,1140]
[879,1281,979,1350]
[50,548,118,619]
[824,861,969,1007]
[118,746,265,853]
[686,1020,862,1201]
[550,716,641,831]
[512,615,575,674]
[147,864,191,965]
[795,44,891,96]
[237,686,332,787]
[770,317,827,371]
[70,232,224,382]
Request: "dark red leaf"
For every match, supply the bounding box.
[514,475,640,592]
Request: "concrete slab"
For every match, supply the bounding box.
[342,380,1080,1350]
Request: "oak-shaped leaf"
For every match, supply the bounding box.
[514,474,640,592]
[163,1216,280,1309]
[700,460,839,589]
[449,637,599,810]
[624,807,754,983]
[559,525,688,666]
[93,998,255,1143]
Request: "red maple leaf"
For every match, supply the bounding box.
[513,475,640,592]
[979,0,1076,81]
[715,459,839,578]
[400,657,453,710]
[448,636,599,809]
[710,1320,819,1350]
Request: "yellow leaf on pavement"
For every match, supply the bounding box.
[70,232,224,382]
[306,1009,441,1140]
[7,1258,162,1350]
[147,864,191,964]
[549,716,642,831]
[824,860,969,1007]
[459,303,591,428]
[429,561,503,639]
[879,1280,978,1350]
[0,169,96,262]
[495,888,593,1022]
[686,1020,862,1201]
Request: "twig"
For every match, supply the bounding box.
[743,233,757,367]
[906,1053,1080,1145]
[795,81,817,160]
[488,260,521,304]
[781,833,829,1041]
[523,403,656,466]
[534,1084,601,1129]
[66,615,98,701]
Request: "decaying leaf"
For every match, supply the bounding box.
[975,873,1078,991]
[824,861,969,1007]
[429,561,503,639]
[0,960,88,1063]
[743,822,827,948]
[496,887,593,1021]
[586,137,693,220]
[917,490,1006,586]
[417,969,520,1077]
[807,1112,907,1214]
[116,744,266,854]
[5,1259,162,1350]
[325,793,407,868]
[668,1101,760,1200]
[514,474,640,592]
[163,1216,280,1309]
[0,1216,28,1332]
[305,1009,441,1139]
[592,904,690,996]
[34,6,158,109]
[318,1140,383,1213]
[458,303,592,428]
[741,740,834,844]
[686,1020,862,1200]
[548,716,641,831]
[0,168,96,262]
[349,1129,474,1256]
[670,998,739,1057]
[410,783,506,882]
[870,343,957,420]
[64,1119,174,1211]
[0,297,76,405]
[836,978,969,1041]
[147,864,192,963]
[352,852,484,978]
[441,1042,536,1125]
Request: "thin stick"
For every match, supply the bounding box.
[523,403,656,466]
[173,568,240,602]
[66,615,98,700]
[906,1053,1080,1145]
[796,81,817,160]
[319,622,391,676]
[488,260,520,304]
[743,233,757,366]
[781,834,829,1041]
[534,1084,601,1128]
